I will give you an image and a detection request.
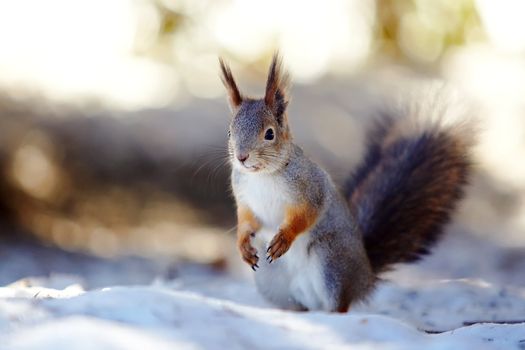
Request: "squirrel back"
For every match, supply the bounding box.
[345,95,474,273]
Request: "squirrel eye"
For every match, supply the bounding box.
[264,128,274,141]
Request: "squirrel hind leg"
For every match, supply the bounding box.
[323,262,375,313]
[313,235,376,312]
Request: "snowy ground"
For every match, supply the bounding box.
[1,232,525,350]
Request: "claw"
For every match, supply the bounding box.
[251,265,256,271]
[267,246,271,253]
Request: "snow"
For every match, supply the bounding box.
[2,282,524,350]
[0,238,524,349]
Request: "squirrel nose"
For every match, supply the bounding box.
[237,153,249,163]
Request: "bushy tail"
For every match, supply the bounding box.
[344,100,474,274]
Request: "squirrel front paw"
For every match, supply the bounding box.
[267,231,292,263]
[238,232,259,270]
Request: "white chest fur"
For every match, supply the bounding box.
[235,173,290,230]
[234,172,329,311]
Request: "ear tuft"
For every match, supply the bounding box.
[219,57,243,110]
[264,53,290,124]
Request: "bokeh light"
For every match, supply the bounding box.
[0,0,524,261]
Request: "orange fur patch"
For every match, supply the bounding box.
[280,203,318,242]
[236,205,260,267]
[266,203,319,261]
[237,205,260,237]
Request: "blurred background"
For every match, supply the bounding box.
[0,0,524,288]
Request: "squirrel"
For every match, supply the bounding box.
[219,54,472,313]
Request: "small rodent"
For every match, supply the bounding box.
[219,54,472,312]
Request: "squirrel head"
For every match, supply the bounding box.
[220,54,292,174]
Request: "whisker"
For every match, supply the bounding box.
[207,158,231,186]
[192,155,229,178]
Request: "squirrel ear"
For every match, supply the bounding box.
[265,53,290,125]
[219,57,243,111]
